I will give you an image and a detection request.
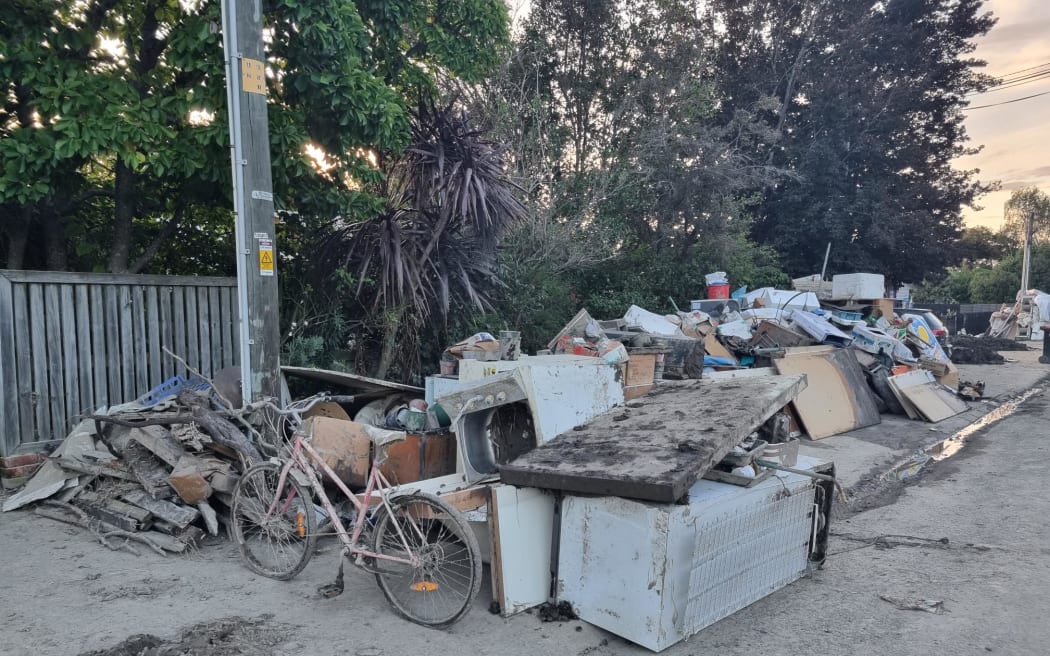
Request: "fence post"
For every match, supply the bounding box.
[0,273,17,456]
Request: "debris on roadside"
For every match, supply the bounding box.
[878,594,946,615]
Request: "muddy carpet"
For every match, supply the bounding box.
[79,616,289,656]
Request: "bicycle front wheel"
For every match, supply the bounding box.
[370,493,482,628]
[231,462,316,580]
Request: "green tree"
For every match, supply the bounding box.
[1002,187,1050,246]
[0,0,509,273]
[705,0,997,285]
[952,226,1014,266]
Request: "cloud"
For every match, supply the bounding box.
[978,19,1050,48]
[1017,165,1050,178]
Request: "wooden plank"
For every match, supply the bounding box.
[772,346,882,440]
[103,285,122,406]
[121,490,199,528]
[118,286,135,402]
[171,286,187,378]
[888,370,967,423]
[129,426,189,468]
[185,287,200,372]
[207,286,221,374]
[76,491,152,531]
[902,384,968,422]
[131,285,149,396]
[0,270,235,287]
[12,284,35,448]
[219,286,233,368]
[158,285,175,379]
[44,284,67,439]
[74,285,94,415]
[885,369,927,420]
[227,286,239,367]
[198,287,212,376]
[60,284,79,429]
[0,275,17,455]
[499,375,808,503]
[28,284,50,442]
[146,285,162,385]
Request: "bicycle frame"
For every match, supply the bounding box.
[265,429,423,569]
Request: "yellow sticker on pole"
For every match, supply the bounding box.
[241,58,266,95]
[258,239,274,277]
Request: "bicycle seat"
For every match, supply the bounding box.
[361,424,407,448]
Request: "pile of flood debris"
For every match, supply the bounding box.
[527,271,985,441]
[2,375,263,554]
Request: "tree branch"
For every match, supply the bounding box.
[127,204,185,274]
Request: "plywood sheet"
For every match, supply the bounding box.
[773,346,881,439]
[498,375,807,503]
[888,369,967,423]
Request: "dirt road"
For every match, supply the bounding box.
[2,371,1048,655]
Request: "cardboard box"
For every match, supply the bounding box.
[624,352,657,387]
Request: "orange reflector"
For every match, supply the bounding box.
[296,512,305,537]
[410,581,439,592]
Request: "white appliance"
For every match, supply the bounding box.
[435,355,625,483]
[557,456,831,652]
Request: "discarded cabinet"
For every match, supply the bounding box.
[556,456,832,652]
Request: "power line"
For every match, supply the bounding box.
[968,68,1050,96]
[994,66,1050,85]
[977,70,1050,94]
[964,90,1050,111]
[993,60,1050,78]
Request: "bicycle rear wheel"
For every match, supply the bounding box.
[370,493,482,628]
[231,462,316,580]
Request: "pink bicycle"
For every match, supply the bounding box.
[230,394,482,627]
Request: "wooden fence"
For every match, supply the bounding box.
[0,270,239,456]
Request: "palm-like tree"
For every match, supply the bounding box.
[339,100,524,378]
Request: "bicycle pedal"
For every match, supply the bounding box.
[317,562,344,599]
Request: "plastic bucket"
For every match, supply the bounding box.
[706,282,730,300]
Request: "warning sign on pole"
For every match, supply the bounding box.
[258,239,274,276]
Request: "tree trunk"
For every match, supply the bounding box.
[373,308,404,380]
[108,158,136,273]
[40,208,69,271]
[5,205,32,269]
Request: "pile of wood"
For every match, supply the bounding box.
[2,390,262,555]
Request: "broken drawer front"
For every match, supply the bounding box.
[379,431,457,486]
[557,456,824,652]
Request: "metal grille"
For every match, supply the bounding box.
[684,485,815,634]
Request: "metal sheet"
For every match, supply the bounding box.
[499,375,807,503]
[281,365,424,395]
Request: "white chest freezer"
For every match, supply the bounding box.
[556,456,831,652]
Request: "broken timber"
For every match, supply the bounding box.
[499,374,807,503]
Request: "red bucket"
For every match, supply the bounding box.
[706,282,730,300]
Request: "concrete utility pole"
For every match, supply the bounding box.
[221,0,281,403]
[1021,209,1034,299]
